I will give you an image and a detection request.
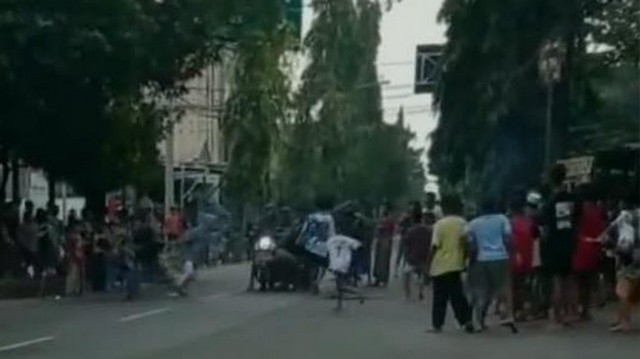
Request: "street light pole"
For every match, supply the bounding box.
[164,122,175,218]
[544,82,554,170]
[538,39,565,173]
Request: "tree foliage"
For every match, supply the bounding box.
[0,0,283,205]
[430,0,639,201]
[222,3,292,205]
[275,0,424,209]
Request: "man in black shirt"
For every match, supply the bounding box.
[541,164,579,326]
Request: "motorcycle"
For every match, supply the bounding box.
[249,234,278,291]
[248,225,314,292]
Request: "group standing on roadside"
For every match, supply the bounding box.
[390,165,639,335]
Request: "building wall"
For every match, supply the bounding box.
[160,59,230,166]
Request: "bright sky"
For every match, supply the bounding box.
[299,0,446,191]
[378,0,445,191]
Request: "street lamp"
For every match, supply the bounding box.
[538,39,566,171]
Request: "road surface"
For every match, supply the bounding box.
[0,263,638,359]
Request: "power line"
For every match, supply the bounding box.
[382,83,416,90]
[383,94,415,100]
[378,61,413,67]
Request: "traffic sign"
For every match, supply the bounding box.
[415,44,443,94]
[558,156,594,185]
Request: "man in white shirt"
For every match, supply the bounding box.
[327,235,361,274]
[327,234,364,310]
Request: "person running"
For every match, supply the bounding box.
[327,234,364,310]
[572,185,606,321]
[466,198,517,333]
[541,164,578,327]
[427,195,474,333]
[400,203,431,301]
[509,197,537,321]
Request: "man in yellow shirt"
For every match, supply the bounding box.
[427,195,474,333]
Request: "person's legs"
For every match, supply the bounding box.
[312,266,326,294]
[491,261,517,332]
[551,274,564,324]
[612,278,633,331]
[602,256,617,302]
[417,269,426,301]
[402,268,412,300]
[493,261,514,323]
[176,261,195,296]
[562,274,575,322]
[536,268,552,319]
[512,272,525,320]
[66,263,79,296]
[126,262,141,300]
[447,271,473,331]
[576,271,594,320]
[431,274,449,330]
[469,263,490,330]
[94,254,107,292]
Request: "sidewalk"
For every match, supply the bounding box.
[0,277,64,300]
[0,262,250,302]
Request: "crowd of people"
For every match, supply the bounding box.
[2,164,638,333]
[309,164,638,334]
[389,164,640,334]
[0,200,194,299]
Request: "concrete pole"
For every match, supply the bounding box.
[180,164,186,210]
[164,123,175,219]
[61,182,67,223]
[544,82,554,173]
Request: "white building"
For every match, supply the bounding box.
[160,60,231,208]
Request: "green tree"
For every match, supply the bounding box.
[429,0,639,201]
[223,25,292,207]
[278,0,422,209]
[0,0,284,209]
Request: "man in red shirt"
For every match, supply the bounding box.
[510,198,538,321]
[164,207,185,242]
[572,186,606,320]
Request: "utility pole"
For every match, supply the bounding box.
[538,40,565,173]
[11,154,20,203]
[544,82,554,170]
[164,122,175,218]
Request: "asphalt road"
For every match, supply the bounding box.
[0,263,638,359]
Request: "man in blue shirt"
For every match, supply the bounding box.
[466,198,517,333]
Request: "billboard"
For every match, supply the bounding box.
[415,44,443,94]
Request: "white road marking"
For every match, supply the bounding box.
[118,307,171,323]
[0,336,55,353]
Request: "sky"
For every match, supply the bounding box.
[378,0,445,191]
[300,0,446,191]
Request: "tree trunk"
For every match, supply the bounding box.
[0,147,9,205]
[11,154,20,204]
[47,174,56,209]
[86,188,106,221]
